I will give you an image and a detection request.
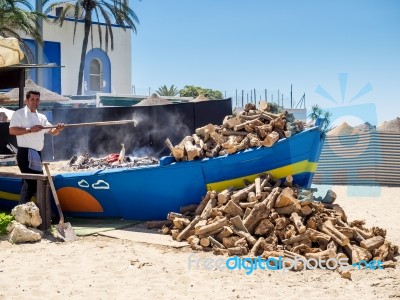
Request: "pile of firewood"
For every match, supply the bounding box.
[165,103,306,161]
[160,174,398,277]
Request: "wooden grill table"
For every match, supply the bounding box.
[0,171,52,231]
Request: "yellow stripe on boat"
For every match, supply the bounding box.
[0,191,20,201]
[206,160,318,191]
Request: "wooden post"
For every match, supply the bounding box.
[36,179,51,231]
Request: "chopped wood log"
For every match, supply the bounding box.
[247,191,257,202]
[262,250,284,259]
[373,241,389,261]
[216,226,234,240]
[161,225,170,235]
[255,124,273,139]
[221,200,244,217]
[195,123,215,139]
[146,220,172,229]
[284,175,293,187]
[165,138,185,159]
[305,228,331,245]
[234,119,264,131]
[198,227,224,239]
[218,188,233,205]
[223,236,241,248]
[241,207,251,220]
[234,237,248,248]
[275,187,296,208]
[210,131,226,145]
[184,139,202,160]
[222,116,242,129]
[239,201,257,209]
[344,244,372,264]
[197,217,228,236]
[167,212,185,221]
[335,226,354,239]
[290,212,306,234]
[263,187,281,209]
[173,217,191,229]
[360,236,385,252]
[187,235,200,246]
[300,205,313,216]
[249,237,265,257]
[319,221,350,247]
[227,246,248,256]
[275,217,289,230]
[230,215,248,233]
[254,177,262,199]
[194,220,207,235]
[231,183,255,202]
[282,234,309,245]
[275,203,301,215]
[195,191,216,215]
[273,128,286,139]
[200,237,211,247]
[222,128,249,136]
[326,240,338,252]
[305,249,336,261]
[213,247,228,256]
[176,215,202,242]
[232,228,257,246]
[208,236,225,249]
[353,227,373,239]
[243,202,268,233]
[271,117,285,130]
[200,198,217,220]
[180,204,198,214]
[254,219,274,236]
[261,131,279,147]
[171,229,180,240]
[192,134,204,148]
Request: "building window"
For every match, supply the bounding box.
[89,59,102,91]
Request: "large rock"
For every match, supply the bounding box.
[7,221,43,243]
[11,202,42,228]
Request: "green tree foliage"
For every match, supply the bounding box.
[0,212,13,235]
[308,104,332,133]
[43,0,140,95]
[156,84,179,96]
[0,0,47,61]
[179,85,223,100]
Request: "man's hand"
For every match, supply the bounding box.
[56,123,65,131]
[30,125,44,133]
[50,123,65,136]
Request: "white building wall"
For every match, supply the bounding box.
[42,19,132,95]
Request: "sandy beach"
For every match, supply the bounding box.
[0,184,399,299]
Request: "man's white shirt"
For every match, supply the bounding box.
[9,106,52,151]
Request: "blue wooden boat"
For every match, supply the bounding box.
[0,126,324,220]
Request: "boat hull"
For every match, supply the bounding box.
[0,127,324,220]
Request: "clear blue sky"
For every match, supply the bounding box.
[130,0,400,125]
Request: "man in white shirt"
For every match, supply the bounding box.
[9,90,65,204]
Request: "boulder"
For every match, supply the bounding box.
[11,202,42,228]
[8,222,43,243]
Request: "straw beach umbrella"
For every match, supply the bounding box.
[2,79,70,104]
[135,93,171,106]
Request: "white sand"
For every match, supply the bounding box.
[0,185,399,299]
